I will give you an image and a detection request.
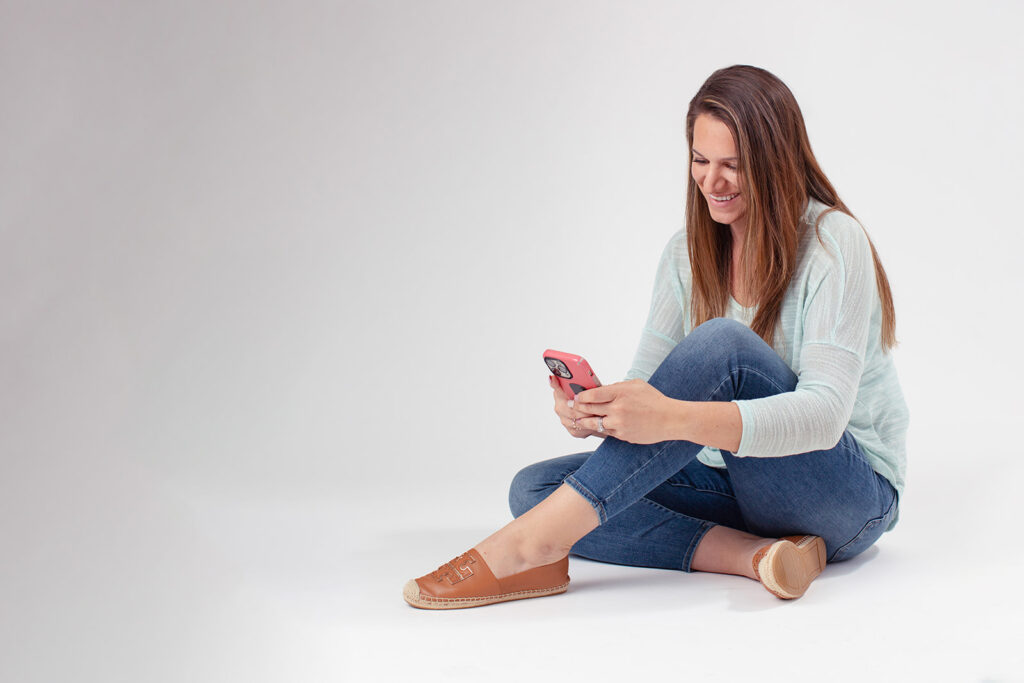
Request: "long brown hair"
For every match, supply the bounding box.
[685,65,896,350]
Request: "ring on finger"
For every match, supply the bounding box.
[597,416,605,433]
[572,417,579,430]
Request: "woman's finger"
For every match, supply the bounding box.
[554,393,596,419]
[550,376,569,399]
[580,415,613,435]
[562,404,601,421]
[572,399,610,417]
[561,415,585,435]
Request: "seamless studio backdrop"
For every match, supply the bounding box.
[2,1,1023,682]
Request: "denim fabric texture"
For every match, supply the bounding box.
[509,318,898,572]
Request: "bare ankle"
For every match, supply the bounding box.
[742,537,776,580]
[692,525,776,580]
[475,524,568,580]
[519,539,570,567]
[474,483,595,579]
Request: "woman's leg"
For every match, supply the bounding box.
[479,318,891,578]
[509,452,747,571]
[558,318,796,524]
[477,317,785,578]
[718,433,898,562]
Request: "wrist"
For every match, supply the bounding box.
[664,398,693,442]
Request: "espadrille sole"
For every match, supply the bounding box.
[403,579,569,610]
[757,535,826,600]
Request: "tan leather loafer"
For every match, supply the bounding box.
[752,535,826,600]
[403,548,570,610]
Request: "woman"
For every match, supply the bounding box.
[403,65,907,608]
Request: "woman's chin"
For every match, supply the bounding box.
[707,206,744,227]
[709,210,733,225]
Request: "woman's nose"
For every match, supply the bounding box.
[704,166,723,191]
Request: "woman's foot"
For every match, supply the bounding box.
[475,482,599,579]
[473,523,569,580]
[692,524,776,579]
[691,525,826,598]
[402,549,570,609]
[403,484,597,609]
[751,535,827,599]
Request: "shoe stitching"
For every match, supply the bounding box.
[413,582,570,605]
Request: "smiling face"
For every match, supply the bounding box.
[691,113,748,233]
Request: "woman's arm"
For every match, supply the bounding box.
[571,380,741,450]
[731,220,874,457]
[572,217,877,453]
[666,399,742,451]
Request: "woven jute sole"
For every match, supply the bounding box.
[757,535,826,600]
[403,580,569,610]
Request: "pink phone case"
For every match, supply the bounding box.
[543,349,602,398]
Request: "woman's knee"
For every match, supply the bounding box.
[660,318,751,369]
[649,318,778,399]
[693,316,749,337]
[686,317,762,353]
[653,317,793,396]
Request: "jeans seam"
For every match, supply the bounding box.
[702,364,790,407]
[839,441,859,457]
[573,349,794,530]
[732,364,793,397]
[608,367,744,518]
[683,521,715,573]
[827,481,899,561]
[563,474,606,523]
[596,440,673,513]
[828,517,884,562]
[664,481,738,500]
[637,497,714,573]
[589,360,771,518]
[704,374,734,401]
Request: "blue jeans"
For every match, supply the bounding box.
[509,318,899,572]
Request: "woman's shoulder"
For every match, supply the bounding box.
[650,228,692,288]
[802,200,872,262]
[658,228,689,266]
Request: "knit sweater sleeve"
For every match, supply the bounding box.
[733,219,875,457]
[625,232,686,382]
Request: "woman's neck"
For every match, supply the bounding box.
[729,218,747,247]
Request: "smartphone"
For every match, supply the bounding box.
[543,349,601,398]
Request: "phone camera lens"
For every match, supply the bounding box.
[546,358,572,379]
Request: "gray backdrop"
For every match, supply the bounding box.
[3,1,1022,681]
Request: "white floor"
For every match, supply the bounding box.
[5,458,1022,683]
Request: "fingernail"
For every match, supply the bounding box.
[567,400,574,408]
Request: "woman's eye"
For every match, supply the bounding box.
[693,159,708,164]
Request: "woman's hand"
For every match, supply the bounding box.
[549,375,603,439]
[572,379,678,445]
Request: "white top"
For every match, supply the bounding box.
[625,199,908,509]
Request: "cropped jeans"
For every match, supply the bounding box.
[509,318,898,572]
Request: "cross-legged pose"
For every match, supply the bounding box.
[404,65,907,609]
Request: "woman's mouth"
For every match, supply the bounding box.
[709,192,739,205]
